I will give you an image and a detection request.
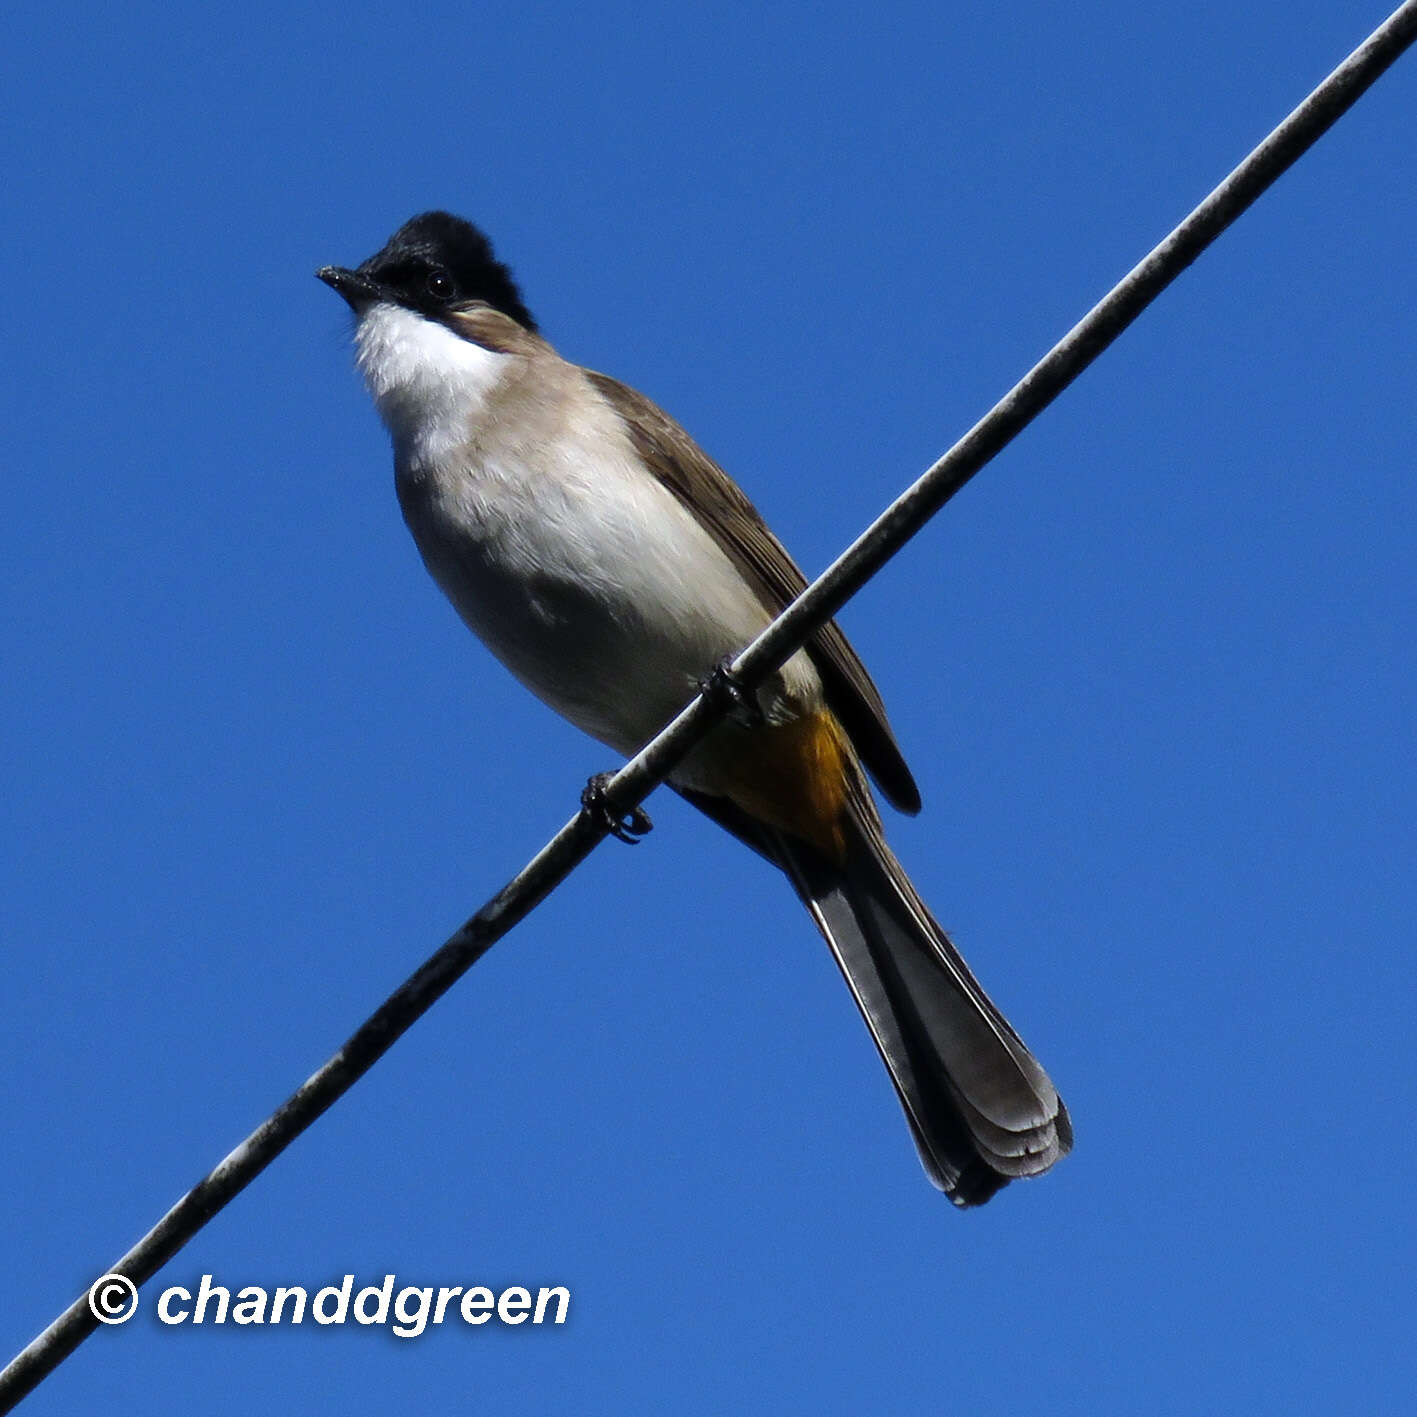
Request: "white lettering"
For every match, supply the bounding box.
[354,1275,394,1325]
[192,1274,229,1324]
[270,1286,307,1323]
[533,1286,570,1324]
[312,1275,353,1324]
[433,1286,463,1324]
[392,1286,434,1339]
[156,1286,191,1324]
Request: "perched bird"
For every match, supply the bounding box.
[319,212,1070,1205]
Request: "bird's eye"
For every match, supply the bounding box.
[425,268,454,300]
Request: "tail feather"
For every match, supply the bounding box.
[778,804,1071,1206]
[674,783,1070,1206]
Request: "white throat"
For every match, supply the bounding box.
[354,302,509,464]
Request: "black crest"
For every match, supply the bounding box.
[357,211,537,332]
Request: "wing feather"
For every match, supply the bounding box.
[588,370,921,813]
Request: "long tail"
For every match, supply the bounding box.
[676,777,1071,1206]
[776,799,1071,1205]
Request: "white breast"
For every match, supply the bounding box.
[352,300,822,759]
[355,302,508,465]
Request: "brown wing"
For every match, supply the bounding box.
[587,370,921,815]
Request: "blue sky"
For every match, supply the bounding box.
[3,1,1415,1412]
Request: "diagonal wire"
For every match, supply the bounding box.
[3,2,1415,1409]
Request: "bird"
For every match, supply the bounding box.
[318,211,1070,1205]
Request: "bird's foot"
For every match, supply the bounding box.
[580,772,653,845]
[698,655,764,728]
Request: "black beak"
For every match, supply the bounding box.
[316,265,382,312]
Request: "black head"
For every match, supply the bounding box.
[318,211,537,332]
